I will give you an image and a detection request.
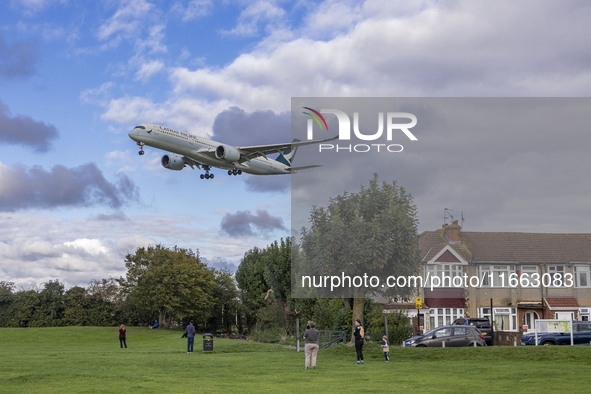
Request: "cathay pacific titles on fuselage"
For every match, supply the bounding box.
[129,124,336,180]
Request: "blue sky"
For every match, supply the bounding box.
[1,0,591,288]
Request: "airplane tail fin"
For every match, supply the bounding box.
[275,139,300,167]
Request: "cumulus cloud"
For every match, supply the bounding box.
[244,175,290,193]
[0,33,39,78]
[212,106,290,145]
[0,100,58,152]
[0,162,139,211]
[220,209,286,237]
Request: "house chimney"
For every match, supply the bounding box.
[444,220,462,243]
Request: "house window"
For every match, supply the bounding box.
[520,265,538,288]
[478,265,516,287]
[429,308,464,329]
[425,264,464,287]
[548,265,566,287]
[479,307,517,331]
[575,266,591,288]
[579,308,590,321]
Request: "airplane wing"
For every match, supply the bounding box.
[181,155,205,169]
[287,164,322,173]
[235,135,338,162]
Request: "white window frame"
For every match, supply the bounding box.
[428,308,464,329]
[574,265,591,288]
[520,265,539,288]
[425,264,464,288]
[479,307,517,332]
[548,265,566,288]
[478,265,516,288]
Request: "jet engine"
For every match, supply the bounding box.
[161,154,185,170]
[215,144,241,162]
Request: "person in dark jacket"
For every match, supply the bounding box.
[354,319,364,364]
[185,321,196,353]
[303,321,319,370]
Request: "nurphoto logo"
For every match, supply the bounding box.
[302,107,418,153]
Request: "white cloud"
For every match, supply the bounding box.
[135,60,165,81]
[223,0,286,37]
[63,238,109,256]
[98,0,154,41]
[172,0,213,22]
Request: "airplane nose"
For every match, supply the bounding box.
[128,127,140,140]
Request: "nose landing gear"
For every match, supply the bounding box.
[137,142,145,155]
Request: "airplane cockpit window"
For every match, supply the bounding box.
[135,125,146,129]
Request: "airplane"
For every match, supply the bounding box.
[128,123,337,179]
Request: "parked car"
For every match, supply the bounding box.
[402,325,487,347]
[453,317,493,346]
[520,321,591,346]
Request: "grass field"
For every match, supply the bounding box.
[1,327,590,393]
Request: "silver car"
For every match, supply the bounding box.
[403,325,487,347]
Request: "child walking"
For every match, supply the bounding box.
[382,335,389,362]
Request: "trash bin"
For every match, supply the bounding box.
[203,333,214,352]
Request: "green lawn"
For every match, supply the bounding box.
[0,327,589,393]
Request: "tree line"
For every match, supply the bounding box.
[0,175,418,344]
[0,246,240,333]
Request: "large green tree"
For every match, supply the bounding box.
[299,174,420,340]
[236,238,293,332]
[120,245,215,328]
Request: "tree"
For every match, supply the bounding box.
[208,270,240,333]
[299,174,420,340]
[236,238,294,334]
[30,280,66,327]
[236,247,268,329]
[63,286,90,326]
[120,245,216,328]
[0,282,15,327]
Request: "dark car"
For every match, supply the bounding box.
[520,321,591,346]
[402,325,487,347]
[453,317,493,346]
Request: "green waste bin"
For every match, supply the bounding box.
[203,333,213,352]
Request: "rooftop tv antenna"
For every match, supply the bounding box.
[443,208,453,225]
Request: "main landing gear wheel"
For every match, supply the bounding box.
[227,169,242,176]
[200,173,214,180]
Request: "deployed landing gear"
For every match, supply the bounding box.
[227,169,242,176]
[200,166,214,180]
[137,142,145,155]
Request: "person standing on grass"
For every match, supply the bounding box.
[354,319,364,364]
[119,324,127,349]
[185,321,196,353]
[381,335,390,362]
[303,321,319,370]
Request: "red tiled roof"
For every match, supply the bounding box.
[544,296,580,309]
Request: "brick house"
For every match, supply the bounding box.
[417,221,591,337]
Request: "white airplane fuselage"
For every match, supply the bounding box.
[129,124,291,175]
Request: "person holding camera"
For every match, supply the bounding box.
[303,321,319,370]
